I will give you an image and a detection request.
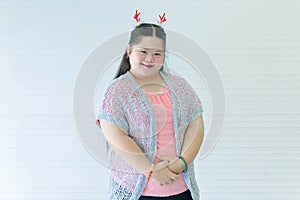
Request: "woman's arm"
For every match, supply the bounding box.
[100,120,179,185]
[167,116,204,174]
[100,120,152,174]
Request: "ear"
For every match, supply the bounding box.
[126,45,131,57]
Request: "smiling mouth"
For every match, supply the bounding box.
[142,63,154,68]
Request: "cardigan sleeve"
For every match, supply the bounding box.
[96,83,129,133]
[184,79,204,123]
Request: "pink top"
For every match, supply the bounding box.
[142,87,188,197]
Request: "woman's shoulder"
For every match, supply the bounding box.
[162,71,199,100]
[105,72,133,93]
[162,71,190,87]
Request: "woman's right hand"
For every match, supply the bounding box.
[150,160,180,186]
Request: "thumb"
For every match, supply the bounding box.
[154,160,169,171]
[158,155,178,163]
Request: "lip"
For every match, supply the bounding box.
[142,63,154,68]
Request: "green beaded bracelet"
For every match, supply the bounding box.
[179,156,188,173]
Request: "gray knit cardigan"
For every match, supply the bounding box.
[97,70,203,200]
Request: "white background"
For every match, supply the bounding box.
[1,0,300,199]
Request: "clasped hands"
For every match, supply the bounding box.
[148,155,181,186]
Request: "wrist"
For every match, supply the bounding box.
[178,156,188,173]
[146,163,155,180]
[168,158,184,174]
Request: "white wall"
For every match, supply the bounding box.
[1,0,300,199]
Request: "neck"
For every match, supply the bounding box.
[133,72,160,82]
[130,72,167,89]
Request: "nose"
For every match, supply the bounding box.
[145,53,154,63]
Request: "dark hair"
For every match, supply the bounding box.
[114,23,167,79]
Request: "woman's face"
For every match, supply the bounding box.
[128,36,165,80]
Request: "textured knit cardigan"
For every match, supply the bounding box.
[97,70,203,200]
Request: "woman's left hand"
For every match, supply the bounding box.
[158,155,184,174]
[158,155,178,164]
[150,160,179,186]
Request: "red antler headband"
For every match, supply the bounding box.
[134,10,141,26]
[133,10,167,26]
[158,13,167,25]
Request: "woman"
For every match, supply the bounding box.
[96,23,204,200]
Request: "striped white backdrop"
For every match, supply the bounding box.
[1,0,300,199]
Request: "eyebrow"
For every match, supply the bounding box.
[138,48,164,52]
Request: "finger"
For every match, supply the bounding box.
[167,169,180,177]
[153,160,169,171]
[171,174,180,180]
[169,177,177,182]
[158,155,177,162]
[153,180,162,185]
[169,177,176,182]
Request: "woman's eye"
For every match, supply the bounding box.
[154,53,162,56]
[140,50,147,54]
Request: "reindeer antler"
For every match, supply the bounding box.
[134,10,141,25]
[158,13,167,24]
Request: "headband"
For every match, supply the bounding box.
[134,10,167,27]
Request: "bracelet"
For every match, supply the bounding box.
[146,163,155,180]
[179,156,188,173]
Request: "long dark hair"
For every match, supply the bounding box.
[114,23,167,79]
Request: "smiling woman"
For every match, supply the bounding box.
[131,47,164,68]
[96,23,204,200]
[127,36,166,88]
[115,23,166,79]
